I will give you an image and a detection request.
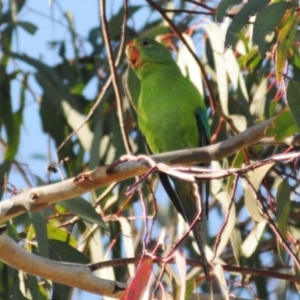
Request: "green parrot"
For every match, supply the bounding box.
[126,37,210,281]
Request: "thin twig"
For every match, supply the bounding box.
[163,9,215,16]
[99,0,132,154]
[184,0,216,12]
[87,254,300,282]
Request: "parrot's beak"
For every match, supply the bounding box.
[126,41,142,69]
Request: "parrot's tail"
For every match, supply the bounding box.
[192,217,210,282]
[172,178,210,282]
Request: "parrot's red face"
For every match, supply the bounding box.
[126,40,143,69]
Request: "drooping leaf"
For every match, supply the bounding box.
[22,274,42,300]
[215,264,229,300]
[48,239,90,264]
[275,12,298,81]
[116,216,135,276]
[286,79,300,128]
[276,178,291,262]
[202,22,228,114]
[0,161,11,199]
[244,163,274,222]
[241,222,267,257]
[294,246,300,293]
[215,191,236,257]
[253,2,290,57]
[216,0,243,22]
[185,278,196,300]
[60,197,108,232]
[238,48,262,70]
[230,226,242,267]
[177,33,204,97]
[0,66,22,161]
[250,77,268,119]
[29,211,49,258]
[266,109,299,141]
[52,283,70,300]
[174,251,186,300]
[16,21,38,34]
[47,225,77,247]
[108,5,141,41]
[225,0,269,48]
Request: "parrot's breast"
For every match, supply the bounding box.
[137,71,202,154]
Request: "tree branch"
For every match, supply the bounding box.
[0,117,299,222]
[0,234,126,297]
[0,233,255,299]
[0,117,299,298]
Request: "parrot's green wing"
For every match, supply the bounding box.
[159,109,210,219]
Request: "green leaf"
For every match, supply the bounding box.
[277,181,291,216]
[108,5,141,40]
[3,50,64,86]
[6,267,26,300]
[214,264,229,299]
[16,21,38,34]
[253,2,290,57]
[60,197,108,232]
[216,0,243,22]
[215,191,237,257]
[276,178,291,262]
[238,48,262,70]
[0,261,9,299]
[29,211,49,258]
[276,12,298,81]
[230,226,242,266]
[52,283,70,300]
[242,222,267,257]
[184,278,196,300]
[286,79,300,128]
[244,163,274,222]
[0,161,11,199]
[47,225,77,247]
[266,109,299,141]
[0,66,22,161]
[39,93,70,158]
[226,150,244,197]
[23,275,43,300]
[225,0,269,48]
[48,239,90,264]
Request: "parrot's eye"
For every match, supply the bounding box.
[142,40,149,46]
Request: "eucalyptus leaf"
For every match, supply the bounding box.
[225,0,269,48]
[60,197,108,232]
